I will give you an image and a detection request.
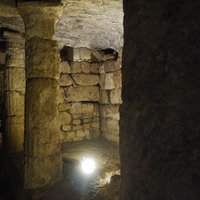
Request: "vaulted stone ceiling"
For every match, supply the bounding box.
[0,0,123,51]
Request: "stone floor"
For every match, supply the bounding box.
[1,137,120,200]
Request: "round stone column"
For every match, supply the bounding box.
[3,31,25,153]
[18,2,63,189]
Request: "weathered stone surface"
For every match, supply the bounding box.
[89,128,100,139]
[61,61,70,73]
[67,131,76,141]
[61,125,71,132]
[91,50,105,62]
[94,103,100,117]
[100,73,115,90]
[59,111,72,125]
[26,38,60,79]
[72,74,99,85]
[101,60,120,73]
[18,2,63,39]
[73,119,81,125]
[25,128,60,157]
[101,118,119,143]
[80,47,92,61]
[110,89,122,104]
[66,86,100,101]
[5,116,24,153]
[100,105,120,120]
[91,121,99,128]
[5,68,25,91]
[72,48,80,61]
[81,62,90,73]
[58,103,71,111]
[72,125,83,131]
[82,103,94,118]
[76,130,86,138]
[100,90,109,104]
[59,73,73,86]
[53,0,123,51]
[120,1,200,199]
[70,62,81,73]
[70,102,82,118]
[24,153,62,189]
[113,70,122,88]
[58,87,66,103]
[91,63,100,74]
[5,91,25,116]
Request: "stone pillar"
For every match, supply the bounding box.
[120,0,200,200]
[18,2,63,189]
[3,31,25,153]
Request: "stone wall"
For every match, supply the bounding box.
[59,47,122,143]
[120,0,200,199]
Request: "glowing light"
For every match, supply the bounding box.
[81,158,96,174]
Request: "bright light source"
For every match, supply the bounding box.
[81,158,96,174]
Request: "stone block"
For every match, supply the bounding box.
[66,131,76,141]
[94,103,100,117]
[6,58,25,68]
[70,62,81,73]
[24,153,62,189]
[58,87,66,103]
[91,63,100,74]
[58,103,71,111]
[25,127,60,156]
[110,89,122,104]
[70,102,82,118]
[61,125,71,132]
[66,86,100,101]
[59,73,73,86]
[73,48,80,61]
[100,90,109,104]
[83,123,91,130]
[92,121,100,128]
[81,62,90,73]
[26,38,60,79]
[113,70,122,88]
[61,61,70,73]
[5,116,24,153]
[73,119,81,125]
[101,60,120,72]
[91,50,104,62]
[72,125,83,131]
[83,119,93,123]
[76,130,86,138]
[82,103,94,118]
[72,74,99,86]
[100,105,120,120]
[100,73,115,90]
[59,111,72,125]
[80,47,92,61]
[6,47,25,61]
[107,118,119,134]
[5,68,25,91]
[5,91,25,116]
[25,78,60,131]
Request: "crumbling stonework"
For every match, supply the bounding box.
[18,1,63,189]
[3,31,25,153]
[59,47,122,143]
